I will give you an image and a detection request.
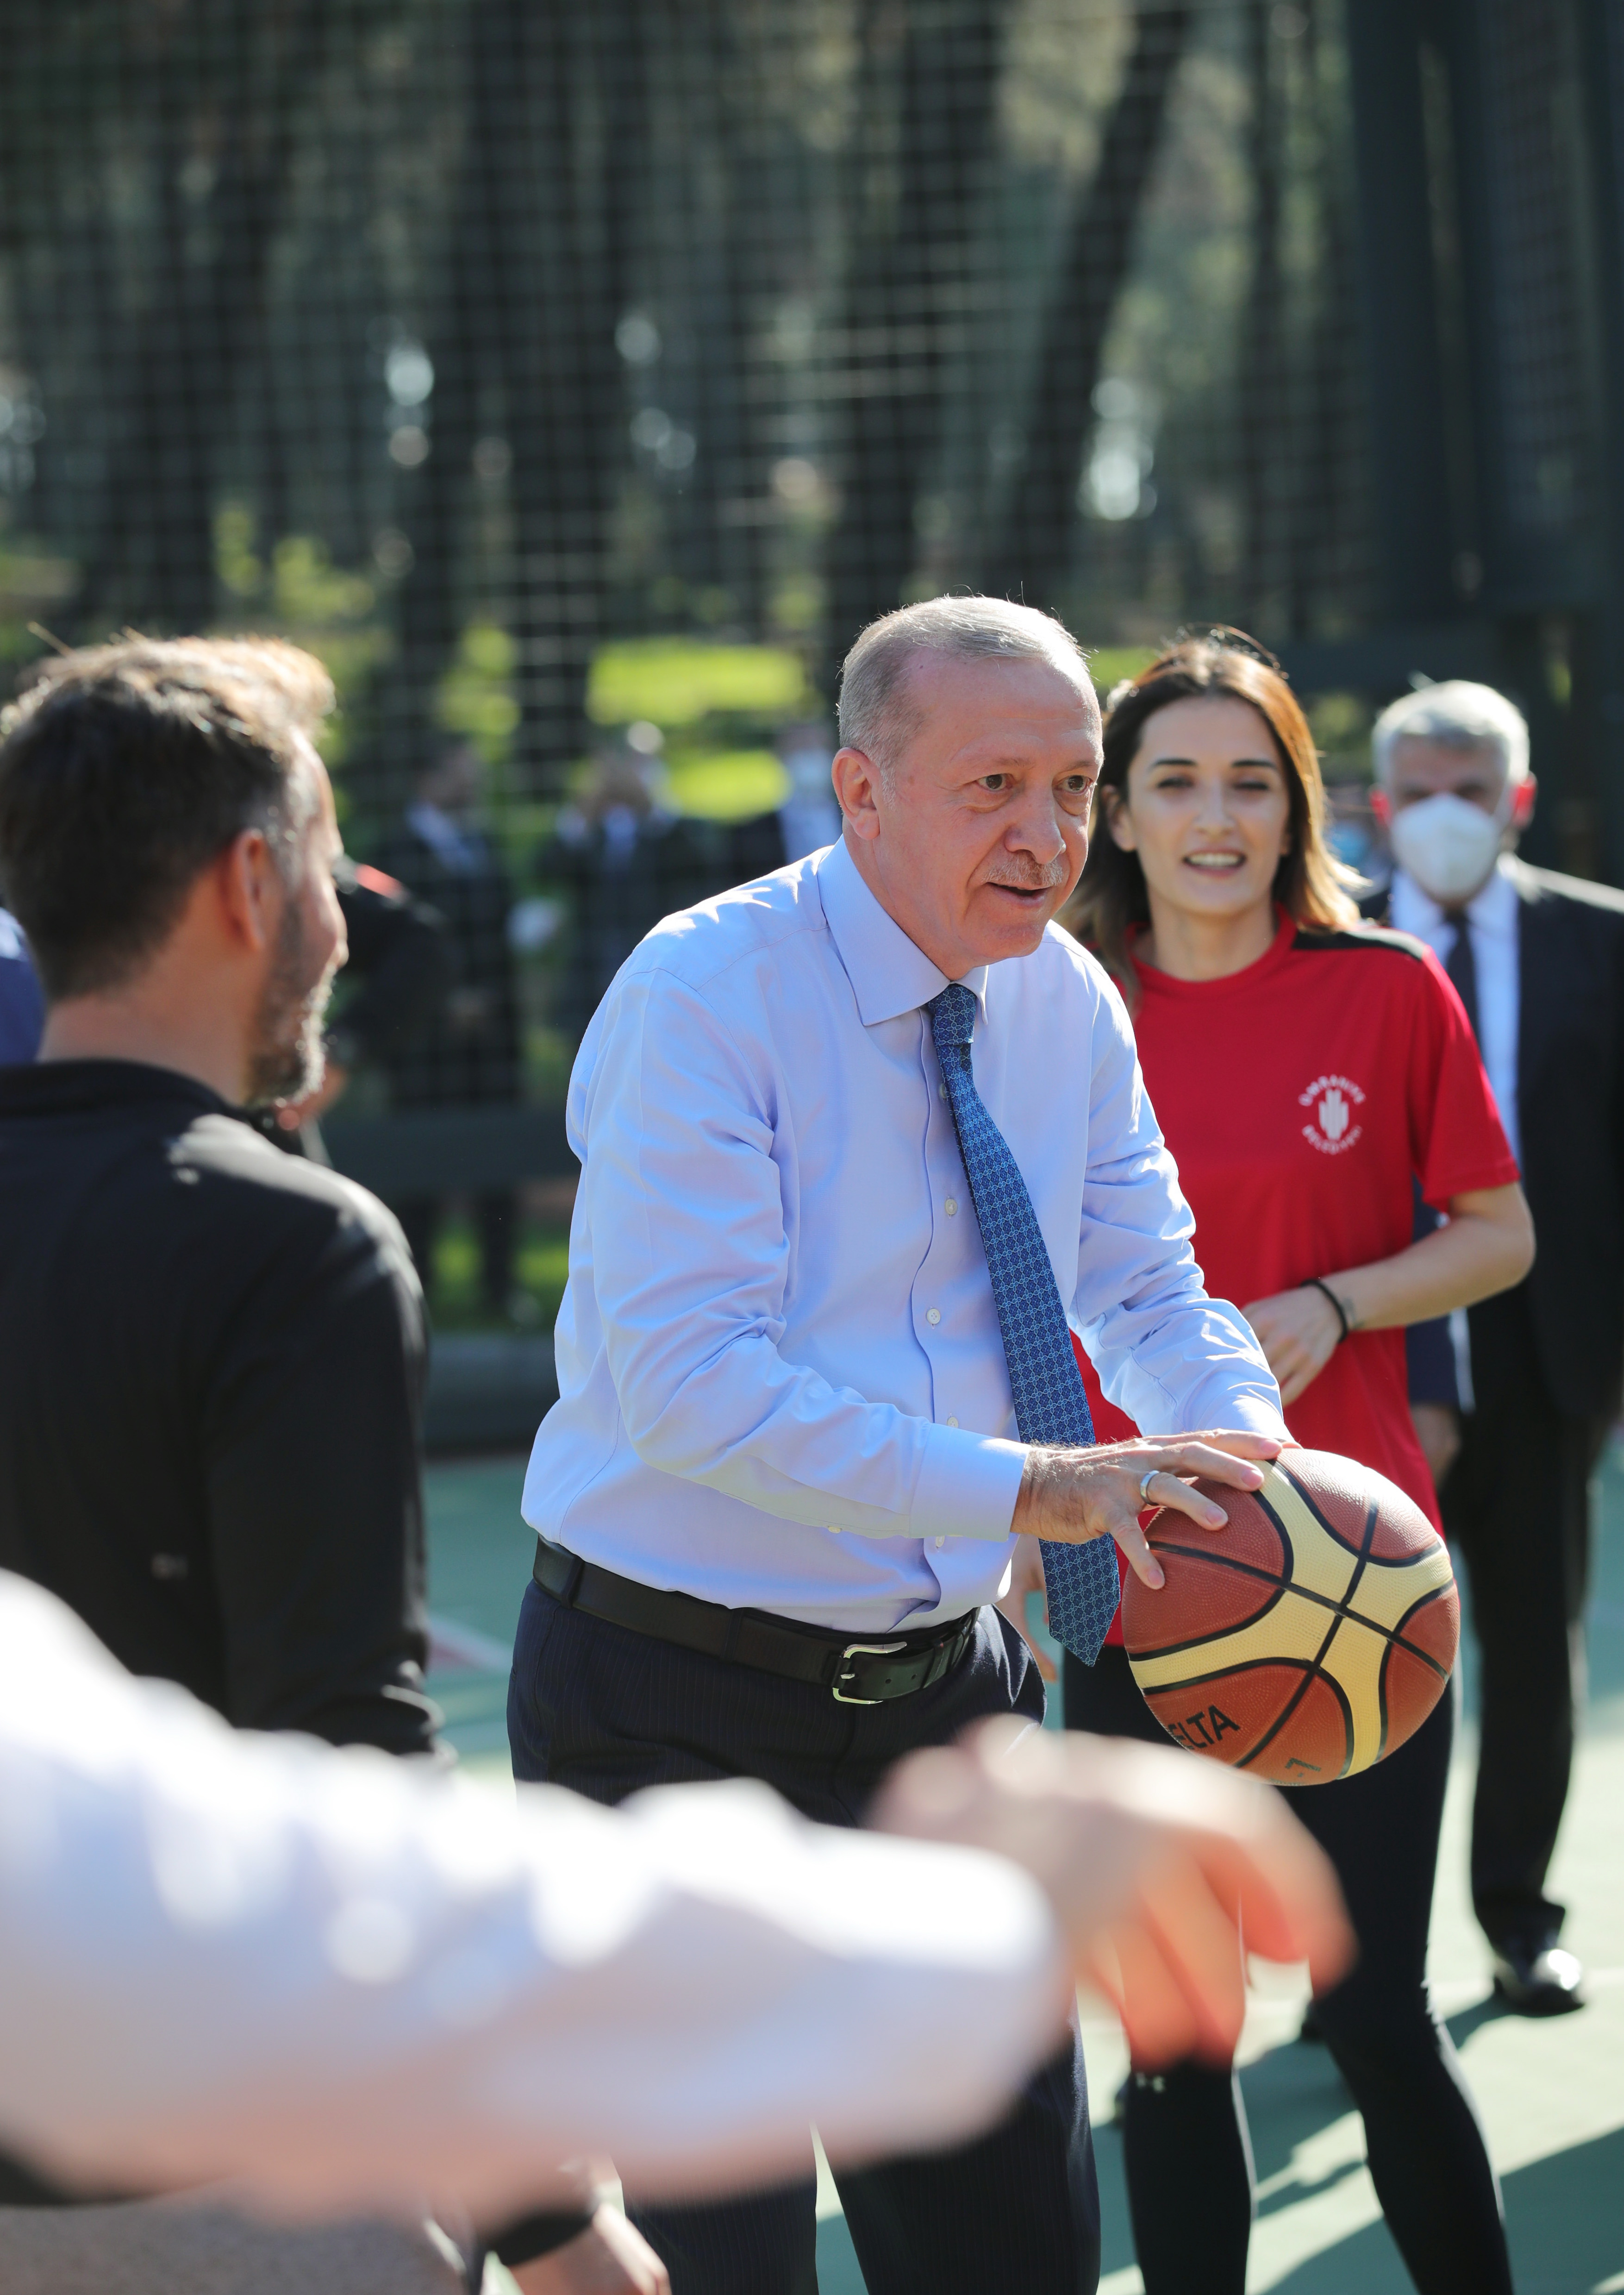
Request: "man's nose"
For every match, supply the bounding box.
[1005,787,1068,858]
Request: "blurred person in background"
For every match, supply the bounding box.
[374,740,524,1316]
[1361,678,1624,2016]
[725,717,843,879]
[537,723,715,1041]
[267,854,450,1144]
[0,907,42,1063]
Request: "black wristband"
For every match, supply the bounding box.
[484,2207,597,2269]
[1305,1277,1351,1343]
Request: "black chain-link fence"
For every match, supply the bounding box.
[0,2,1397,815]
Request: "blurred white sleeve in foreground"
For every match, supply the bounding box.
[0,1572,1066,2221]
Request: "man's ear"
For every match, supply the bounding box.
[1369,786,1392,828]
[215,828,281,954]
[831,745,882,842]
[1510,774,1537,829]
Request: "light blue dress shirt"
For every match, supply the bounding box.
[522,839,1286,1632]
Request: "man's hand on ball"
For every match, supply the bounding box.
[1011,1431,1280,1588]
[870,1720,1353,2068]
[1243,1286,1344,1405]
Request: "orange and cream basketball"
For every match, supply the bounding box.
[1120,1446,1458,1786]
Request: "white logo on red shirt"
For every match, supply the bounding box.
[1299,1072,1366,1155]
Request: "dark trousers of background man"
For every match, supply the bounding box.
[508,1593,1099,2295]
[1441,1281,1603,1954]
[396,1191,516,1319]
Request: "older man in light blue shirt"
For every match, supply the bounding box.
[511,596,1287,2295]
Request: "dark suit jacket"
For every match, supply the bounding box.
[1364,860,1624,1416]
[371,821,522,1105]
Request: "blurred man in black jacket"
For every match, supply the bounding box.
[1366,679,1624,2015]
[0,636,437,1755]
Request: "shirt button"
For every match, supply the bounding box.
[926,1307,941,1325]
[935,1536,945,1549]
[939,1082,949,1099]
[827,1525,841,1535]
[946,1415,959,1427]
[945,1196,958,1215]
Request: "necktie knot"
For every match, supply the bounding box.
[927,980,977,1053]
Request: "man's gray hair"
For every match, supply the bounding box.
[1371,680,1530,789]
[837,596,1091,773]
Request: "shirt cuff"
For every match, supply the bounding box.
[911,1427,1028,1542]
[1220,1391,1291,1443]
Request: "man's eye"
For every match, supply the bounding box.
[980,773,1009,790]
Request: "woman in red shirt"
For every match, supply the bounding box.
[1059,634,1531,2295]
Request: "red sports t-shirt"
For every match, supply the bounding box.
[1080,909,1519,1643]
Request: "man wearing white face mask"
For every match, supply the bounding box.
[1362,678,1624,2016]
[725,721,844,880]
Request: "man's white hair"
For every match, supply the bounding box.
[837,596,1091,774]
[1371,680,1530,789]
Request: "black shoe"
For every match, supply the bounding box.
[1491,1937,1586,2016]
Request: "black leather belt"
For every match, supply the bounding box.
[532,1539,979,1704]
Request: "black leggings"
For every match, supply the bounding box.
[1063,1646,1512,2295]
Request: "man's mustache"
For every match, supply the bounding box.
[984,860,1070,891]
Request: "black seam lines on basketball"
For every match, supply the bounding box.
[1230,1493,1378,1781]
[1278,1461,1391,1561]
[1139,1535,1451,1677]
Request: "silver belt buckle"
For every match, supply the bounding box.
[832,1639,909,1704]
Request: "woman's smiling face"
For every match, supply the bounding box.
[1105,693,1293,932]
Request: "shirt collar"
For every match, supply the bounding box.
[814,837,989,1026]
[0,1058,238,1120]
[1391,852,1519,939]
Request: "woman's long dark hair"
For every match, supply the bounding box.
[1062,630,1358,1002]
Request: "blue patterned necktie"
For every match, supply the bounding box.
[928,981,1120,1663]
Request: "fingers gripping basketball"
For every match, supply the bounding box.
[1120,1448,1458,1785]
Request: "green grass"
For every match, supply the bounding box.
[429,1214,571,1331]
[664,746,791,821]
[587,637,814,728]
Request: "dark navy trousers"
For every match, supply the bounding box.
[508,1584,1099,2295]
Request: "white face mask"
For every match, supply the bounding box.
[1389,790,1508,906]
[782,747,833,801]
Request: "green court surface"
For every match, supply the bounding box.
[425,1449,1624,2295]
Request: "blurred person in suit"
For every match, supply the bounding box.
[374,741,525,1316]
[0,906,43,1062]
[261,853,450,1155]
[1362,678,1623,2014]
[537,725,715,1041]
[725,719,843,880]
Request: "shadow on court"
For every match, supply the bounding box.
[1256,2120,1624,2295]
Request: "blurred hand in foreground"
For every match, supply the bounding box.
[870,1720,1352,2069]
[513,2206,669,2295]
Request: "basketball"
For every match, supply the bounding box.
[1119,1447,1458,1786]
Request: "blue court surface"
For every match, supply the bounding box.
[426,1449,1624,2295]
